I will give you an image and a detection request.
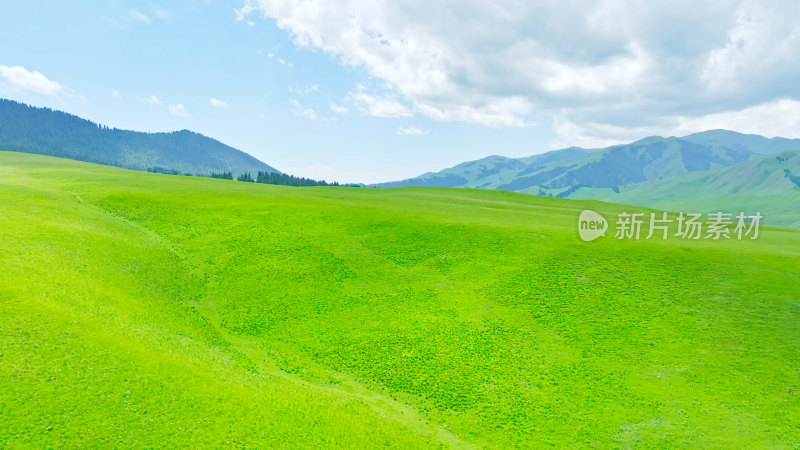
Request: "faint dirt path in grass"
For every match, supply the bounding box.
[191,297,475,449]
[68,190,188,260]
[66,189,476,449]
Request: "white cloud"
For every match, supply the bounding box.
[111,90,121,99]
[330,103,348,114]
[348,85,412,118]
[209,98,229,107]
[672,98,800,138]
[289,98,318,120]
[129,10,152,24]
[550,118,663,149]
[699,0,800,95]
[140,95,162,106]
[239,0,800,142]
[123,8,172,26]
[169,103,190,117]
[0,65,66,97]
[396,126,428,136]
[416,98,532,128]
[551,98,800,148]
[141,95,191,119]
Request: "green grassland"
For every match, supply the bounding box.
[2,151,799,447]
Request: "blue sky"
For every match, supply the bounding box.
[1,1,799,183]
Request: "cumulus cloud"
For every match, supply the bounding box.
[120,8,171,27]
[137,95,190,118]
[672,98,800,138]
[139,95,163,106]
[238,0,800,143]
[330,103,348,114]
[348,85,412,118]
[289,98,318,120]
[0,65,66,98]
[552,98,800,148]
[169,103,190,117]
[129,10,152,24]
[209,98,229,107]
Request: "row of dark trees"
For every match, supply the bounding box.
[207,170,360,187]
[148,167,183,175]
[251,171,360,187]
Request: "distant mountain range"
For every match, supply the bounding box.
[380,130,800,227]
[3,98,798,226]
[0,99,278,176]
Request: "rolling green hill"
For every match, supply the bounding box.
[2,151,799,447]
[0,99,278,176]
[571,150,800,227]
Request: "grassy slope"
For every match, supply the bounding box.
[2,151,799,447]
[572,150,800,227]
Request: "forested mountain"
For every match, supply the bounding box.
[0,99,278,176]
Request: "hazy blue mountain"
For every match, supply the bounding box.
[680,129,800,156]
[379,131,800,197]
[570,150,800,227]
[379,147,589,189]
[0,99,278,176]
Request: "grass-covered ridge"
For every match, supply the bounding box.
[1,151,799,447]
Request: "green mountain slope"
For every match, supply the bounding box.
[0,99,278,176]
[2,151,799,447]
[380,131,800,195]
[381,147,589,188]
[571,150,800,227]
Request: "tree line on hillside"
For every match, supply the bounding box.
[206,170,360,187]
[148,167,186,176]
